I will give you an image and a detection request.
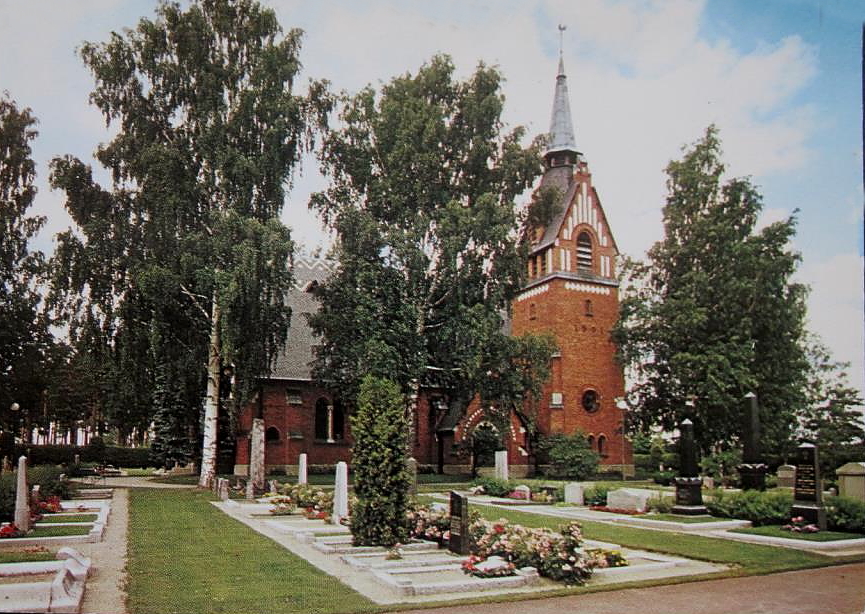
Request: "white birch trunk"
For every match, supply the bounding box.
[198,300,221,489]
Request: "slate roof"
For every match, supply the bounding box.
[269,258,335,381]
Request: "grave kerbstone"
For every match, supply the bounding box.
[791,443,827,530]
[836,462,865,502]
[737,392,767,491]
[564,482,584,505]
[672,419,707,515]
[15,456,30,531]
[607,488,656,512]
[777,464,796,488]
[298,453,308,485]
[249,417,266,492]
[407,457,418,497]
[332,461,349,524]
[494,450,508,481]
[448,491,470,555]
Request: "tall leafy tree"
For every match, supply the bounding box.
[310,55,551,422]
[613,126,809,454]
[0,95,53,438]
[48,0,330,486]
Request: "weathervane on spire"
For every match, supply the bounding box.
[558,24,566,56]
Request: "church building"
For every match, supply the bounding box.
[233,54,634,478]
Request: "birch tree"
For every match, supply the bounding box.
[49,0,330,486]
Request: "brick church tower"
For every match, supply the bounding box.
[511,52,634,475]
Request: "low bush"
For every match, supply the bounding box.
[706,489,793,526]
[825,496,865,534]
[537,433,599,480]
[0,465,76,522]
[653,471,674,486]
[471,476,513,497]
[583,485,609,506]
[634,453,655,472]
[648,496,673,513]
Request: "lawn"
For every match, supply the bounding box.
[644,513,720,524]
[0,550,56,564]
[731,525,865,542]
[36,514,98,524]
[26,525,92,537]
[126,488,378,614]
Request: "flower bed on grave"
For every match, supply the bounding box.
[405,504,627,585]
[589,505,647,516]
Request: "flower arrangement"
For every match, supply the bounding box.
[0,524,23,539]
[461,555,517,578]
[782,516,820,533]
[507,490,530,500]
[384,545,403,560]
[531,491,554,503]
[586,548,628,568]
[406,505,460,546]
[268,496,296,516]
[38,496,64,514]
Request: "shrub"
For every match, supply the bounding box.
[583,485,608,506]
[705,489,792,526]
[471,477,513,497]
[648,496,673,513]
[0,465,76,522]
[538,432,599,480]
[653,471,674,486]
[825,495,865,534]
[12,443,151,468]
[349,375,412,547]
[633,453,654,473]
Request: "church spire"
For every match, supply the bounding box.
[546,25,579,165]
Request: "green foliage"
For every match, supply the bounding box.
[468,423,501,472]
[583,485,609,506]
[538,432,600,480]
[309,54,550,423]
[614,126,809,455]
[648,496,674,513]
[12,443,151,468]
[825,496,865,534]
[652,471,675,486]
[705,489,793,526]
[701,448,742,483]
[349,375,412,547]
[471,476,515,497]
[0,465,75,522]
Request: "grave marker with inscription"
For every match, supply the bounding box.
[791,443,826,530]
[672,419,707,515]
[737,392,767,491]
[448,491,470,555]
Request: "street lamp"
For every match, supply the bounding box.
[615,397,629,479]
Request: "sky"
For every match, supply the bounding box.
[1,0,863,402]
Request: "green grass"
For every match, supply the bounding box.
[123,468,158,477]
[0,550,56,564]
[127,488,377,614]
[27,525,92,537]
[469,503,851,576]
[644,513,719,524]
[731,525,865,542]
[36,514,98,524]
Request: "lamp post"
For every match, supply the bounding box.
[615,397,628,479]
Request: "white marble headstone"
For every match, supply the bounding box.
[564,482,584,505]
[332,461,349,524]
[298,453,308,485]
[14,456,30,531]
[494,450,509,481]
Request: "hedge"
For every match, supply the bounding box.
[1,465,76,523]
[11,444,152,468]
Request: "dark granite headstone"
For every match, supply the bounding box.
[448,491,470,555]
[738,392,767,491]
[672,419,707,515]
[791,443,826,530]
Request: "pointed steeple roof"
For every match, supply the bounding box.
[546,54,578,156]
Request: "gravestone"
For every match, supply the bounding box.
[298,453,308,485]
[332,461,349,524]
[836,462,865,502]
[268,479,280,494]
[737,392,767,491]
[513,484,531,500]
[791,443,827,530]
[217,477,230,501]
[607,487,656,512]
[777,464,796,488]
[407,457,418,497]
[494,450,508,481]
[564,482,584,505]
[14,456,30,531]
[672,419,707,515]
[448,491,470,555]
[249,418,266,492]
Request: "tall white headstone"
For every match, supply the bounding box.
[564,482,584,505]
[332,461,349,524]
[249,417,266,491]
[298,453,308,485]
[494,450,509,481]
[14,456,30,531]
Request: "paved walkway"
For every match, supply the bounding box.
[77,475,198,489]
[390,563,865,614]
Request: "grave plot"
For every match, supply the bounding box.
[0,500,111,547]
[0,547,91,613]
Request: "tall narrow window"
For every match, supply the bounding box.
[597,435,607,456]
[529,302,537,320]
[576,231,593,270]
[314,398,329,440]
[332,401,345,440]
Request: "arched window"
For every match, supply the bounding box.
[597,435,607,456]
[332,401,345,440]
[265,427,280,443]
[576,231,593,270]
[587,435,595,449]
[584,299,593,316]
[529,302,537,320]
[314,398,329,440]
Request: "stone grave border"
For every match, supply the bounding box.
[0,499,111,548]
[0,547,91,614]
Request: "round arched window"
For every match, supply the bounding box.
[265,427,280,442]
[581,389,600,413]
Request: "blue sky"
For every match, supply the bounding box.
[0,0,862,400]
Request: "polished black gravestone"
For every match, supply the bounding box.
[738,392,767,491]
[448,491,470,555]
[791,443,827,530]
[672,419,708,515]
